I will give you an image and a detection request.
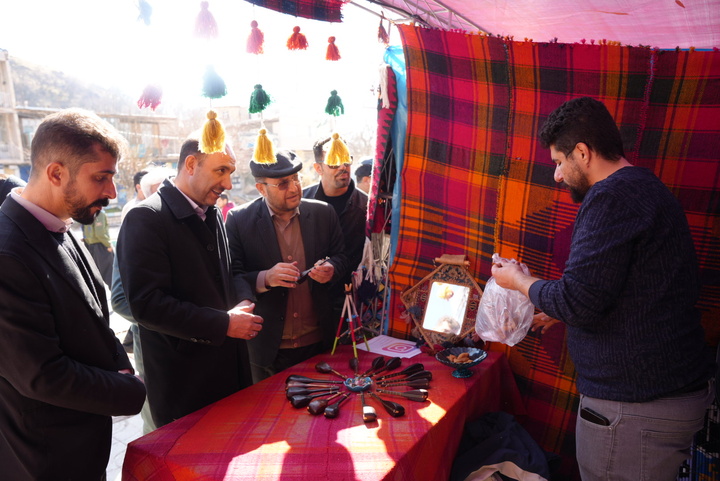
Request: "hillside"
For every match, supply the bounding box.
[9,56,135,113]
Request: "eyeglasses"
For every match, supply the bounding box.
[261,174,302,191]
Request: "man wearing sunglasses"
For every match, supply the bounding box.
[226,150,348,382]
[304,137,369,321]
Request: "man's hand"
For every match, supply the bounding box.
[491,259,540,298]
[265,262,301,288]
[531,312,560,334]
[227,303,263,340]
[308,263,334,284]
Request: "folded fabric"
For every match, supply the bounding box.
[451,412,552,481]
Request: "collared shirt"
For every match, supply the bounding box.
[10,191,72,233]
[174,180,208,220]
[259,201,321,349]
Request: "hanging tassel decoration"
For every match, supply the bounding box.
[325,90,345,116]
[138,0,153,25]
[195,1,218,39]
[287,26,308,50]
[253,128,276,164]
[137,84,163,111]
[249,84,272,114]
[202,65,227,99]
[324,133,350,167]
[326,36,341,61]
[199,110,226,154]
[246,20,264,54]
[378,14,389,44]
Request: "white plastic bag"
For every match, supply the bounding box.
[475,253,534,346]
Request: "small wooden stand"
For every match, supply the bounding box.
[331,284,370,357]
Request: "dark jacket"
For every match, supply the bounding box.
[0,196,145,480]
[303,179,368,280]
[225,197,347,372]
[117,179,252,427]
[0,175,26,207]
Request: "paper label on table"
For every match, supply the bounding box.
[357,335,421,358]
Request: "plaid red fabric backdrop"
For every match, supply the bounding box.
[244,0,344,22]
[391,24,720,479]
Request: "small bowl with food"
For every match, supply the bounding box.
[435,347,488,378]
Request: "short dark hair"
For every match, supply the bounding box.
[178,138,204,170]
[30,109,126,178]
[539,97,625,161]
[133,170,149,187]
[312,137,331,163]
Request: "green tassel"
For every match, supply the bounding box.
[202,65,227,99]
[325,90,345,117]
[249,84,272,114]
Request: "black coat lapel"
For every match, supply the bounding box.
[1,197,105,319]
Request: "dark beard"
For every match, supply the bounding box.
[569,185,587,203]
[71,198,109,224]
[65,183,109,224]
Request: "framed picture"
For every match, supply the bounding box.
[400,254,483,351]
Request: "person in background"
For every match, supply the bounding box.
[217,192,235,221]
[0,108,145,480]
[139,166,174,200]
[304,136,368,322]
[117,112,261,427]
[0,174,26,206]
[82,208,114,286]
[354,157,373,194]
[490,96,715,481]
[110,167,170,433]
[226,150,347,383]
[120,169,148,224]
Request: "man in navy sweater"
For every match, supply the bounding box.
[491,97,715,481]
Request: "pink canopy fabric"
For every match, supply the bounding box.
[371,0,720,49]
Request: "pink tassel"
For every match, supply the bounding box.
[247,20,264,54]
[195,1,218,39]
[137,85,162,111]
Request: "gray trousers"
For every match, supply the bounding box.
[576,381,714,481]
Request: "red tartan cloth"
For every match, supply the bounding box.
[244,0,344,23]
[122,346,524,480]
[390,25,720,480]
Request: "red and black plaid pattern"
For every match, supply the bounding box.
[244,0,344,22]
[391,24,720,479]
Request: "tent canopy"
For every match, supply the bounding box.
[360,0,720,49]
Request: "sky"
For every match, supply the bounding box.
[1,0,394,120]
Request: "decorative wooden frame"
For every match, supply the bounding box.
[400,254,483,350]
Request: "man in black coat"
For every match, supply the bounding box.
[117,135,263,427]
[0,109,146,480]
[226,151,347,382]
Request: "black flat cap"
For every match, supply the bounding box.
[250,150,302,178]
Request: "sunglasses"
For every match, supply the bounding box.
[260,174,302,191]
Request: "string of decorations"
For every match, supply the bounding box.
[135,1,365,113]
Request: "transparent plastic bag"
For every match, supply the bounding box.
[475,253,534,346]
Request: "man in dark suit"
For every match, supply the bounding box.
[304,137,368,325]
[117,133,263,427]
[226,150,347,383]
[0,109,146,480]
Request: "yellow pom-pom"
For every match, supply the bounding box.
[324,132,349,166]
[253,128,276,164]
[199,110,226,154]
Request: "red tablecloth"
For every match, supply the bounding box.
[122,346,524,481]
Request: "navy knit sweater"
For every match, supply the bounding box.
[529,166,714,402]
